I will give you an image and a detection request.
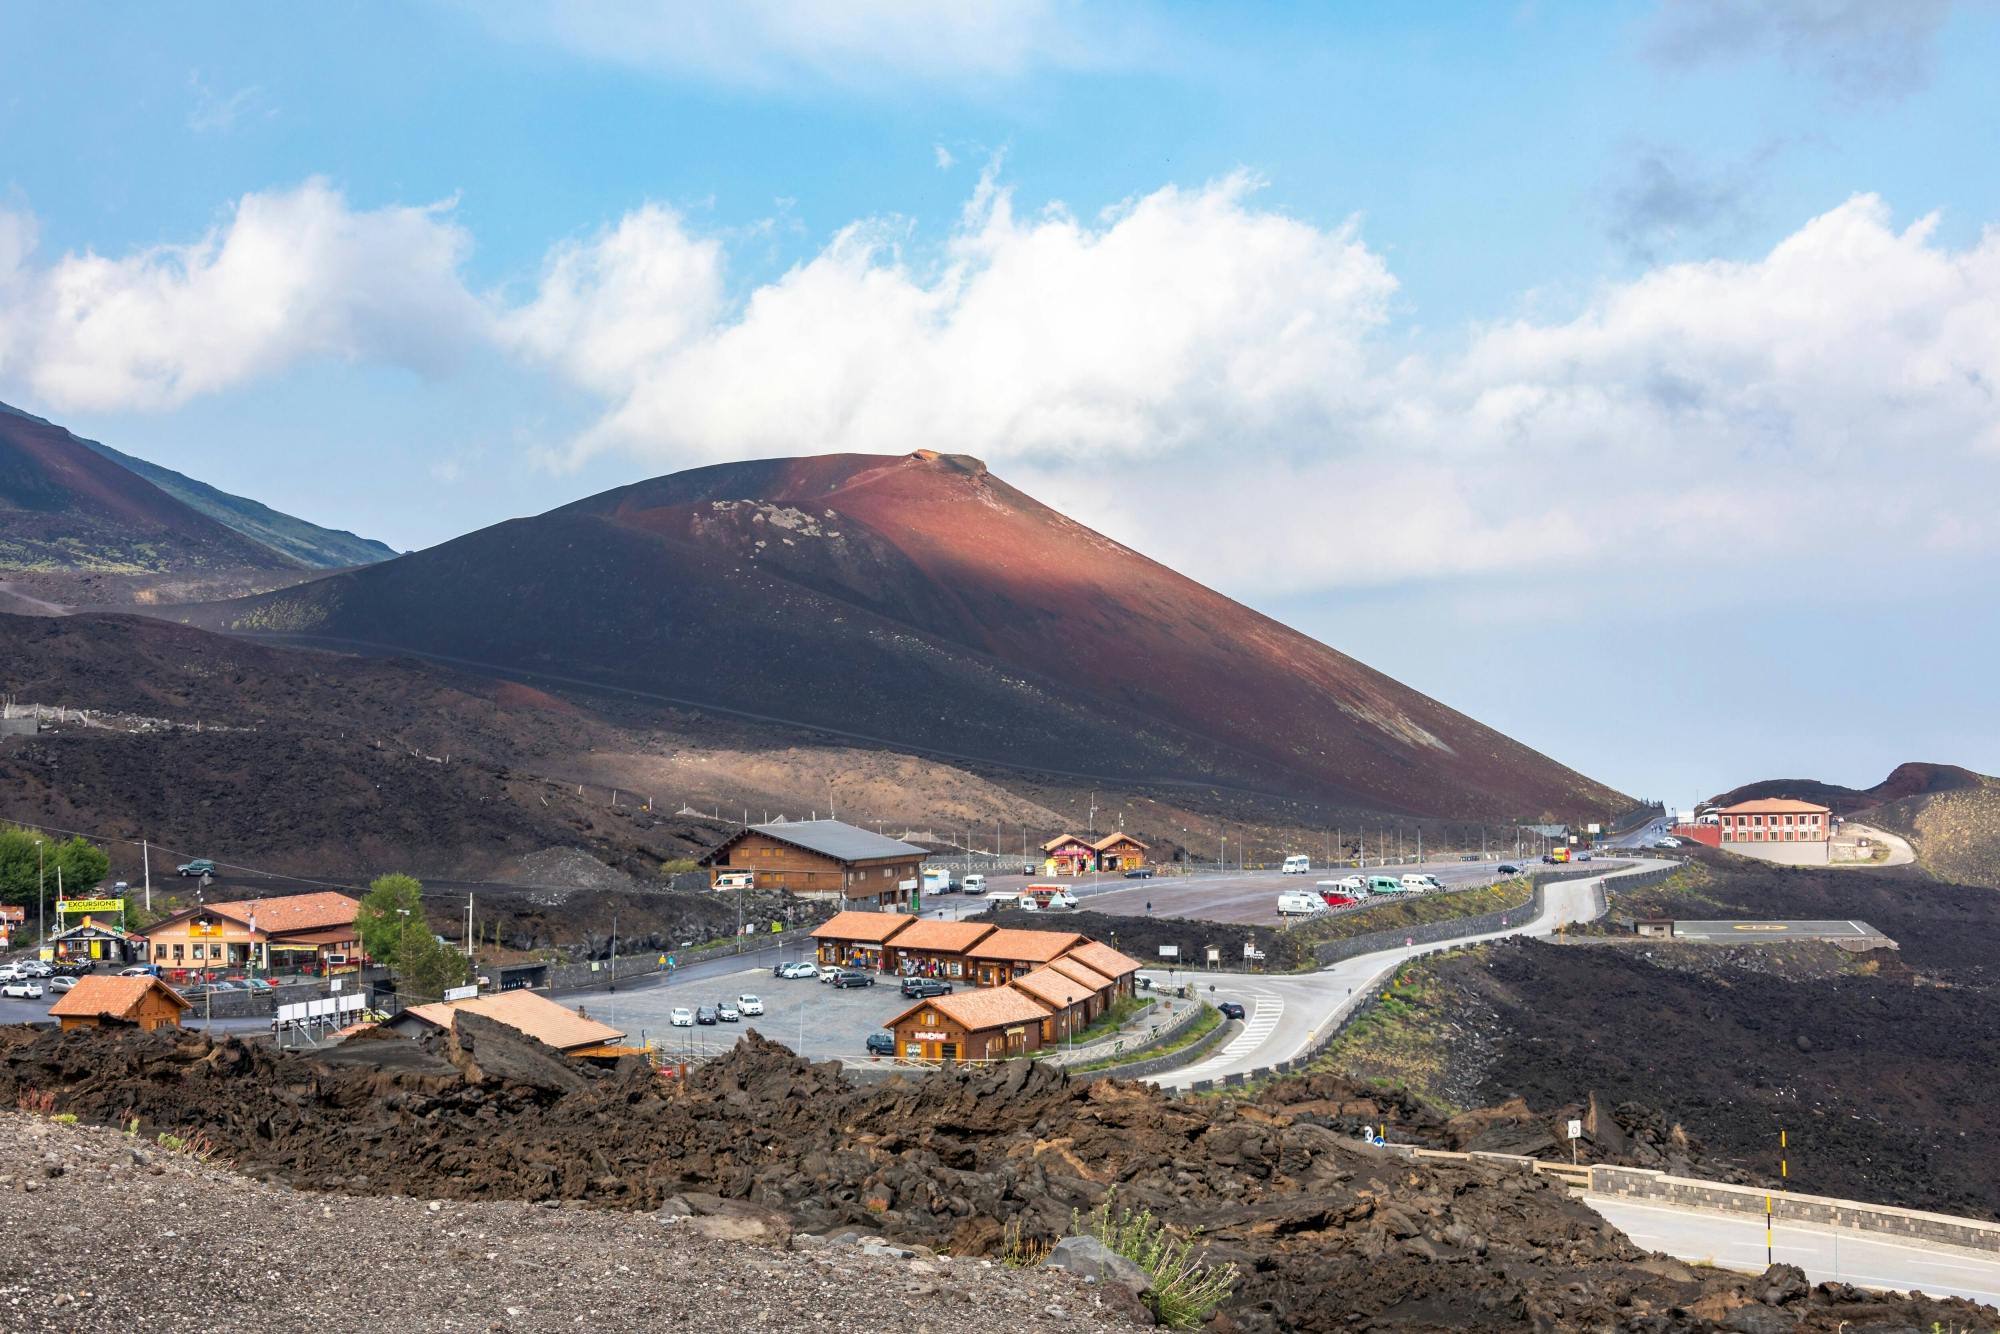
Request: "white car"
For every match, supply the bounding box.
[817,964,844,983]
[669,1007,695,1027]
[47,976,78,993]
[1,979,44,1000]
[776,961,818,980]
[737,994,764,1016]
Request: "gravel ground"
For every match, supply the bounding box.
[0,1113,1132,1334]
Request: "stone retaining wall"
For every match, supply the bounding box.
[1093,1015,1240,1085]
[1589,1166,2000,1256]
[1310,883,1546,967]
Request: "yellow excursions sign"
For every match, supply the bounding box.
[57,898,123,914]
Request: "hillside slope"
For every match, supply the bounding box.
[1710,763,2000,887]
[0,403,293,574]
[0,402,391,572]
[191,450,1623,821]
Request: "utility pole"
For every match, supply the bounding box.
[608,909,619,993]
[142,838,151,912]
[36,839,46,949]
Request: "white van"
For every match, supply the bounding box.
[962,874,986,894]
[1332,875,1367,894]
[1281,854,1311,875]
[1399,873,1442,894]
[922,867,956,895]
[1277,890,1324,916]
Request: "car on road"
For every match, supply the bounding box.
[670,1007,694,1027]
[176,858,216,877]
[900,977,951,998]
[716,1000,740,1022]
[46,975,77,993]
[695,1005,718,1025]
[119,965,160,978]
[1020,863,1036,876]
[1496,864,1521,875]
[864,1032,896,1056]
[737,994,764,1016]
[830,970,875,989]
[1,979,44,999]
[1575,850,1594,862]
[1123,867,1154,879]
[961,874,986,895]
[1217,1001,1246,1020]
[1654,837,1682,849]
[775,961,818,980]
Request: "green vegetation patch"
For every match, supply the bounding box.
[1286,879,1532,957]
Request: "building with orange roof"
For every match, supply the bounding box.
[48,975,189,1032]
[1090,832,1149,872]
[1044,955,1117,1019]
[1714,798,1833,844]
[386,988,626,1054]
[140,890,364,980]
[809,909,915,970]
[1040,833,1097,876]
[1057,940,1145,1000]
[880,918,995,982]
[885,984,1055,1063]
[964,928,1089,986]
[1010,964,1100,1041]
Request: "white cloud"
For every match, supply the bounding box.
[0,179,483,412]
[934,144,956,170]
[508,181,2000,594]
[475,0,1137,90]
[187,71,265,134]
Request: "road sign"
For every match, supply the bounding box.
[443,984,478,1001]
[1567,1119,1583,1140]
[1158,945,1179,958]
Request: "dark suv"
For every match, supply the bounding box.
[1217,1001,1246,1020]
[830,970,875,989]
[865,1032,896,1056]
[900,977,951,998]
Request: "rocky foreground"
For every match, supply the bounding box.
[0,1111,1128,1333]
[1,1021,1995,1332]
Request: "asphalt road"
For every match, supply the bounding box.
[1144,858,1664,1090]
[1669,919,1882,941]
[1586,1196,2000,1306]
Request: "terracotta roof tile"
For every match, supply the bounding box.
[964,928,1086,963]
[401,990,624,1051]
[1046,956,1113,991]
[146,891,360,937]
[890,985,1053,1033]
[1717,798,1832,815]
[1012,965,1095,1010]
[1060,940,1144,979]
[1090,832,1149,851]
[47,975,189,1019]
[883,919,994,953]
[809,910,915,944]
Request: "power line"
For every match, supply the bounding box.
[0,815,361,892]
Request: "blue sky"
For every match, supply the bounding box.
[2,1,1996,805]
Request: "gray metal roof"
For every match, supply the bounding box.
[753,819,926,863]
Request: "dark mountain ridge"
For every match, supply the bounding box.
[189,449,1624,821]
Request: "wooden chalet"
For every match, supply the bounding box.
[887,986,1054,1064]
[1058,940,1146,1000]
[1040,833,1097,876]
[387,989,626,1056]
[882,918,995,982]
[1010,964,1099,1041]
[1045,955,1118,1020]
[1090,832,1149,872]
[963,928,1088,987]
[701,819,926,907]
[48,975,189,1032]
[809,910,916,970]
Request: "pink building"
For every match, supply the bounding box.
[1715,798,1832,844]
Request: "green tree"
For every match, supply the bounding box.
[51,836,109,896]
[0,825,41,907]
[354,873,424,964]
[392,927,470,1002]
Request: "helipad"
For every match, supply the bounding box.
[1667,919,1891,944]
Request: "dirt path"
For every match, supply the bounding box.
[0,581,68,616]
[1842,822,1915,867]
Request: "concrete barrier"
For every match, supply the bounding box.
[1590,1166,2000,1257]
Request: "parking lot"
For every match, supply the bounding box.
[574,962,915,1064]
[924,858,1552,927]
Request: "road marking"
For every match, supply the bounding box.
[1168,994,1283,1083]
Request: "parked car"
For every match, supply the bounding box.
[864,1032,896,1056]
[900,977,951,999]
[1123,867,1154,879]
[119,965,160,978]
[176,858,216,878]
[19,961,51,978]
[670,1007,694,1027]
[775,961,818,980]
[830,971,875,989]
[1496,864,1521,875]
[695,1005,719,1025]
[1,979,45,999]
[1540,854,1558,864]
[46,975,77,993]
[1217,1001,1246,1021]
[1020,863,1036,876]
[816,964,844,983]
[1575,850,1594,862]
[716,1000,740,1022]
[0,964,23,982]
[737,994,764,1016]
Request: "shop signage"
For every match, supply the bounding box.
[57,898,123,914]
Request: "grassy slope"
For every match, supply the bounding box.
[1864,777,2000,888]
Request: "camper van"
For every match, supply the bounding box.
[921,867,957,895]
[1278,890,1325,916]
[1314,879,1359,906]
[1367,875,1405,895]
[1325,875,1367,895]
[961,874,986,895]
[714,871,754,891]
[1281,854,1311,876]
[1399,873,1442,894]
